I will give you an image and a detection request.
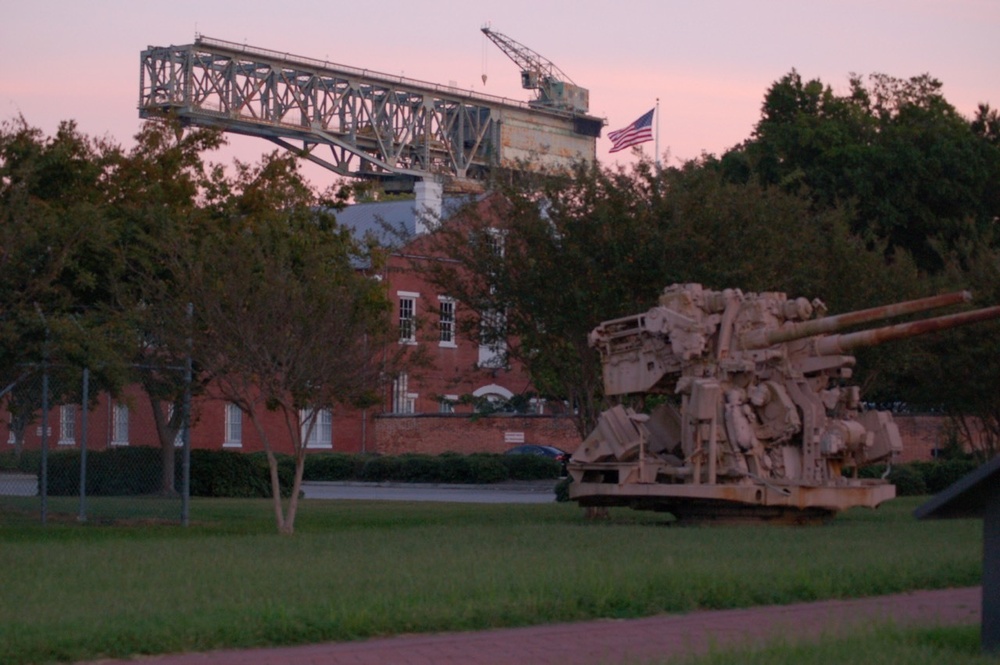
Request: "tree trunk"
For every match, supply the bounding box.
[148,397,178,496]
[12,429,25,459]
[263,446,287,533]
[249,410,295,534]
[281,453,307,535]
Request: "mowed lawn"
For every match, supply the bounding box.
[0,495,983,664]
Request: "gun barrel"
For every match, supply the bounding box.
[814,305,1000,355]
[740,291,972,350]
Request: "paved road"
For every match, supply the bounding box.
[0,472,37,497]
[301,480,558,504]
[78,586,982,665]
[0,477,556,503]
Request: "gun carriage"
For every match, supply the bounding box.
[568,284,1000,523]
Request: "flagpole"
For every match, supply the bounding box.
[655,97,661,171]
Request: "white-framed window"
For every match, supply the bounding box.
[398,291,419,343]
[224,403,242,447]
[301,408,333,449]
[472,383,514,414]
[478,308,507,369]
[58,405,76,445]
[486,227,505,257]
[438,296,456,347]
[392,373,417,414]
[111,403,129,446]
[439,394,458,414]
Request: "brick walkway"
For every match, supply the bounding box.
[82,586,981,665]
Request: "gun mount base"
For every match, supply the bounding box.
[568,472,895,524]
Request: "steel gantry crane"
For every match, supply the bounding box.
[138,33,603,193]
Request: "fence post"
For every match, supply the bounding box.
[78,368,89,522]
[40,364,48,525]
[36,305,50,525]
[181,303,192,527]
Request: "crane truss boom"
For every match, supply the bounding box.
[480,27,590,113]
[481,27,576,87]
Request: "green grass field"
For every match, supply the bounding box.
[0,496,984,664]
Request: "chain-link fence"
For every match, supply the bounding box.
[0,365,191,525]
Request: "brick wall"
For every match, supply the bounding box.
[372,412,962,462]
[893,413,990,463]
[893,414,948,463]
[373,414,582,455]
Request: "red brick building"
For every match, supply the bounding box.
[331,183,581,454]
[2,186,580,457]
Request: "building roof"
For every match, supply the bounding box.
[335,196,475,248]
[335,199,424,246]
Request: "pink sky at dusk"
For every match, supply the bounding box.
[2,0,997,190]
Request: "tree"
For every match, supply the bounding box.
[419,161,672,436]
[727,71,1000,273]
[102,116,226,494]
[419,160,910,436]
[178,153,391,534]
[894,245,1000,461]
[0,117,125,453]
[719,70,1000,415]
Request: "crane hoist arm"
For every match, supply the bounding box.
[481,26,577,89]
[480,26,590,113]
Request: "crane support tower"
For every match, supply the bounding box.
[138,35,604,192]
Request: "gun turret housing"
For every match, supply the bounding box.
[569,284,1000,523]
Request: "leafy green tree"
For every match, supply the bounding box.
[720,70,1000,418]
[0,117,124,453]
[894,246,1000,461]
[102,117,226,494]
[420,161,672,436]
[420,160,910,436]
[178,153,391,534]
[727,70,1000,273]
[971,103,1000,146]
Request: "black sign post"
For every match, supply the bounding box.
[915,455,1000,654]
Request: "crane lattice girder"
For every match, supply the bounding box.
[480,27,576,88]
[480,27,590,114]
[138,35,524,184]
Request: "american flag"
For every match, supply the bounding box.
[608,108,655,153]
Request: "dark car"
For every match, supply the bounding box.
[503,444,570,475]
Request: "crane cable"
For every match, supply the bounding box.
[481,22,489,86]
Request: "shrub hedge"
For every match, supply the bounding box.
[6,447,986,499]
[0,450,43,473]
[190,450,294,498]
[306,451,556,484]
[24,448,292,498]
[47,448,164,496]
[858,458,980,496]
[5,449,560,499]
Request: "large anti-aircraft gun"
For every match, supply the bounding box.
[568,284,1000,523]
